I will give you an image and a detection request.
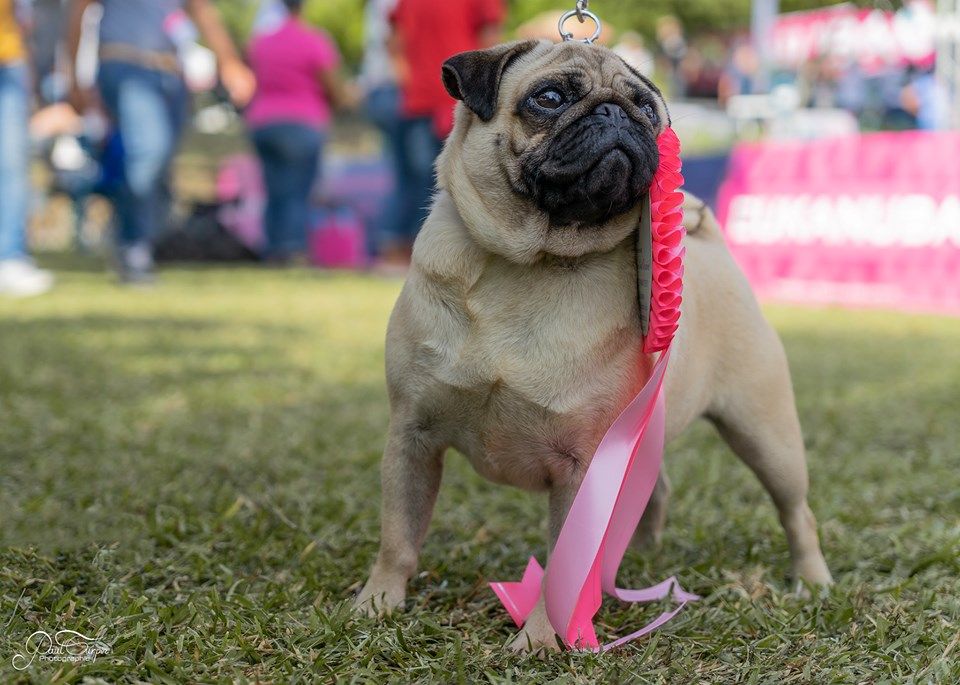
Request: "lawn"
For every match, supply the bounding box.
[1,258,958,684]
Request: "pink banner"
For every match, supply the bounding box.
[716,130,960,315]
[771,1,936,71]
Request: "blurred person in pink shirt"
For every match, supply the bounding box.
[246,0,356,263]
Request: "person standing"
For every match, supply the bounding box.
[902,66,950,131]
[0,0,54,297]
[360,0,401,258]
[656,15,688,100]
[613,31,654,79]
[379,0,504,268]
[252,0,288,37]
[66,0,255,284]
[246,0,356,263]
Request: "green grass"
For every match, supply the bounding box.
[1,257,958,684]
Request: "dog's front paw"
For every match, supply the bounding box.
[792,556,834,598]
[354,577,406,617]
[508,624,560,655]
[506,599,561,655]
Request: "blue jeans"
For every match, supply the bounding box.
[364,85,404,254]
[388,116,442,248]
[97,60,188,247]
[364,84,402,134]
[0,63,30,261]
[251,123,324,258]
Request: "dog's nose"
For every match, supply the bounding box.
[593,103,629,122]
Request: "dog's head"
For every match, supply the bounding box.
[437,40,669,262]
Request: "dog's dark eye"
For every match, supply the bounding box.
[640,103,660,125]
[532,89,566,111]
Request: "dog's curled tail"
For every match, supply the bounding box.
[681,192,721,240]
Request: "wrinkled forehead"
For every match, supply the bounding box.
[501,41,662,104]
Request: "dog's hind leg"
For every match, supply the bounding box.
[708,334,833,590]
[632,470,670,550]
[355,420,445,615]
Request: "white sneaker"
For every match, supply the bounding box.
[0,260,55,298]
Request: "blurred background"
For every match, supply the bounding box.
[2,0,957,310]
[2,4,959,680]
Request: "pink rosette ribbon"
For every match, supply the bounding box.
[490,128,697,651]
[644,128,686,354]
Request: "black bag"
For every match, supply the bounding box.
[154,202,259,263]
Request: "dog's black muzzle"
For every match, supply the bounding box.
[525,103,659,227]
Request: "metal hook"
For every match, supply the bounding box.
[575,0,588,23]
[559,6,602,44]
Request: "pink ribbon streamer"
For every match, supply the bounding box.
[490,350,698,650]
[490,128,697,651]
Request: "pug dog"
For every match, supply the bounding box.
[355,39,832,652]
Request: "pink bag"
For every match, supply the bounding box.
[310,206,367,269]
[216,155,266,253]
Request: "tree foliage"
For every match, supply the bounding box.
[215,0,888,68]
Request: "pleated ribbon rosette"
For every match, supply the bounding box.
[490,128,698,651]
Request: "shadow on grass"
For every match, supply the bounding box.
[1,304,957,581]
[0,313,388,552]
[35,251,265,275]
[0,298,958,681]
[34,251,110,274]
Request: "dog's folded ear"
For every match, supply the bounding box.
[442,40,539,122]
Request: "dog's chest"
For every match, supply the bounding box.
[416,251,647,489]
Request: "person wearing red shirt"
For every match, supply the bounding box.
[379,0,504,267]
